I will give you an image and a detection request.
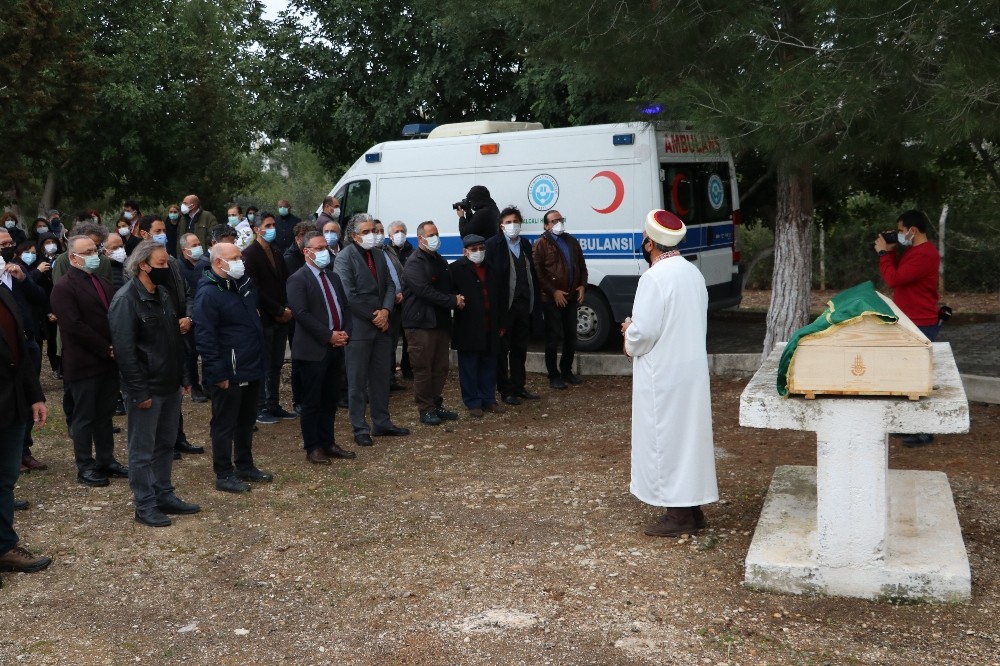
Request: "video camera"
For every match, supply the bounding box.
[452,198,473,212]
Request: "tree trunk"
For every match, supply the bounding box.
[38,167,58,215]
[761,158,814,361]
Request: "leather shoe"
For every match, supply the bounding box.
[902,434,934,448]
[562,372,583,385]
[354,433,374,446]
[389,381,406,392]
[216,476,251,493]
[20,462,29,474]
[134,507,172,527]
[502,394,522,406]
[100,461,129,478]
[191,386,209,403]
[435,407,458,421]
[158,497,201,515]
[323,444,357,460]
[77,470,109,487]
[644,508,698,537]
[21,454,47,471]
[549,377,568,389]
[468,407,484,418]
[237,468,274,483]
[112,426,122,434]
[514,388,539,400]
[0,546,52,573]
[420,410,442,426]
[691,506,706,529]
[13,499,29,511]
[175,439,205,454]
[173,450,182,460]
[373,425,410,436]
[307,448,332,465]
[482,403,505,414]
[337,398,350,409]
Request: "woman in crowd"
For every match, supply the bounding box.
[13,240,52,472]
[1,212,27,246]
[116,216,141,255]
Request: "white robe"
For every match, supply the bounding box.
[626,255,719,507]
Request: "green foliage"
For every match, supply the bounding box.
[233,142,335,217]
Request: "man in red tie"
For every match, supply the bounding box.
[50,236,129,487]
[287,232,355,463]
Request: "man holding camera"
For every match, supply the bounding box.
[873,209,941,448]
[455,186,500,240]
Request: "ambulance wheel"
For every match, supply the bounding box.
[576,291,611,352]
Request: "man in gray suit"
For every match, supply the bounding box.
[287,231,355,463]
[333,214,410,445]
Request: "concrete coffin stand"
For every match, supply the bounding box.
[739,343,971,602]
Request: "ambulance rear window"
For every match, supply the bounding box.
[662,162,732,226]
[341,180,371,219]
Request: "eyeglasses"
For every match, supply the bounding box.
[0,242,15,249]
[72,249,98,257]
[550,217,566,224]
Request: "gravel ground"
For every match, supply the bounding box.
[3,368,999,665]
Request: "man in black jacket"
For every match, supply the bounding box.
[401,221,464,425]
[273,199,300,253]
[449,235,502,417]
[108,241,199,527]
[456,185,500,240]
[484,206,540,405]
[242,212,295,424]
[0,282,51,576]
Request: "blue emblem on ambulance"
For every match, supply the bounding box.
[707,174,725,211]
[528,174,559,211]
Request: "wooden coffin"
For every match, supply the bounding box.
[787,293,932,400]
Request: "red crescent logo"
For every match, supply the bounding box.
[591,171,624,214]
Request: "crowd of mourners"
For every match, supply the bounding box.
[0,185,596,579]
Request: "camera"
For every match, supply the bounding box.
[880,231,898,244]
[452,198,472,212]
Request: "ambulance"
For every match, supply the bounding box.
[324,121,742,350]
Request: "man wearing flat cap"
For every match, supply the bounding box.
[622,210,719,537]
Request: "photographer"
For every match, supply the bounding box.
[455,185,500,240]
[873,209,941,448]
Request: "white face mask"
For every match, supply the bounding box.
[374,232,385,246]
[223,258,245,279]
[180,203,191,215]
[331,207,341,219]
[468,250,485,264]
[108,247,127,264]
[897,229,913,246]
[118,227,130,237]
[359,232,377,250]
[550,222,565,236]
[424,235,441,252]
[44,244,58,254]
[502,222,521,240]
[391,231,406,247]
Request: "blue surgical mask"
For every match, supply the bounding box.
[168,212,180,221]
[323,232,338,245]
[152,233,168,246]
[123,211,134,221]
[76,253,101,272]
[897,229,913,247]
[247,213,255,222]
[228,216,240,227]
[278,207,289,216]
[21,252,37,265]
[424,235,441,252]
[312,248,331,268]
[262,228,276,243]
[188,246,204,261]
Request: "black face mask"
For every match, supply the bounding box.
[147,266,172,286]
[641,239,652,266]
[0,248,15,262]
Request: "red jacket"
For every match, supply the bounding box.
[879,242,940,326]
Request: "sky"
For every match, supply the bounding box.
[261,0,288,20]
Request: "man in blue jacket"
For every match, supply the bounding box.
[193,243,273,493]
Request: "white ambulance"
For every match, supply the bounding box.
[324,121,742,350]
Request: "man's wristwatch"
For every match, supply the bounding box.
[877,250,888,256]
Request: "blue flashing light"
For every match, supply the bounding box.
[401,123,438,138]
[640,103,663,115]
[365,152,382,163]
[612,133,635,146]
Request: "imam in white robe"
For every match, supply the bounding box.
[626,255,719,507]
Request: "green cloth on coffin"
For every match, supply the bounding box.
[776,281,898,396]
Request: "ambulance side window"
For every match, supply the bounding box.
[341,180,371,219]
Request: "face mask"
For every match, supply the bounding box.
[228,216,240,227]
[311,248,331,268]
[108,247,127,264]
[90,217,99,225]
[36,226,48,235]
[468,250,485,264]
[187,246,204,261]
[323,232,339,246]
[146,265,172,285]
[392,231,406,247]
[168,212,180,221]
[502,222,521,240]
[359,232,377,250]
[118,227,130,237]
[180,203,191,215]
[152,233,168,246]
[641,239,652,266]
[50,218,59,227]
[262,228,276,243]
[424,235,441,252]
[223,258,245,280]
[4,220,14,229]
[897,229,913,247]
[331,207,341,219]
[21,252,37,265]
[44,244,57,255]
[76,253,101,273]
[551,222,565,236]
[1,248,14,263]
[0,257,4,273]
[278,207,289,216]
[374,232,385,246]
[247,213,255,222]
[123,211,134,221]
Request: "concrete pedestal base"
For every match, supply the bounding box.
[745,465,971,602]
